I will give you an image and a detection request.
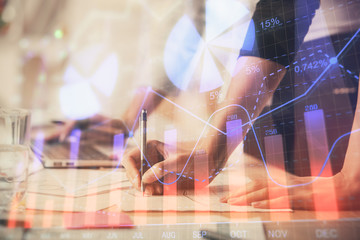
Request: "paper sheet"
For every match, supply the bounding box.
[26,190,125,212]
[118,167,292,212]
[26,168,291,212]
[119,188,292,212]
[27,168,129,197]
[26,168,131,211]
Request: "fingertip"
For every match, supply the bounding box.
[220,196,228,203]
[227,196,247,206]
[129,173,141,190]
[251,201,265,208]
[142,166,161,184]
[145,186,154,196]
[142,173,153,184]
[154,184,163,195]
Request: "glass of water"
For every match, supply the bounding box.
[0,108,31,213]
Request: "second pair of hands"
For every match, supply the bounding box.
[123,138,360,211]
[220,171,360,210]
[45,114,130,145]
[127,146,360,211]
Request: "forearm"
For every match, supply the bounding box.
[341,79,360,181]
[203,56,286,171]
[121,87,166,132]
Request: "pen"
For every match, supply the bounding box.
[140,109,147,193]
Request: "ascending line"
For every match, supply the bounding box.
[250,28,360,126]
[137,101,360,188]
[69,28,360,194]
[135,28,360,187]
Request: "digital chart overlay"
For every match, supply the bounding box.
[38,28,360,195]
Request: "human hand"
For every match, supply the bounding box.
[44,114,129,144]
[220,178,292,209]
[220,172,360,210]
[121,140,200,195]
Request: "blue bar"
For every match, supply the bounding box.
[304,109,331,176]
[264,134,285,168]
[226,119,243,159]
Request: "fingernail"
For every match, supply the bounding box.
[220,196,228,202]
[130,177,139,189]
[145,188,153,196]
[155,185,163,195]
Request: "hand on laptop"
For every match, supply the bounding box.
[45,114,130,144]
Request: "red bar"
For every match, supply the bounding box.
[264,134,290,219]
[163,129,177,224]
[194,152,210,223]
[304,109,338,217]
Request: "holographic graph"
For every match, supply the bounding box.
[137,28,360,188]
[46,27,360,195]
[43,0,360,194]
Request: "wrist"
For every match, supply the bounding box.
[117,118,130,138]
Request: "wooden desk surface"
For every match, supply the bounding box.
[4,154,360,228]
[2,149,360,239]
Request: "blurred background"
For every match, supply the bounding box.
[0,0,198,121]
[0,0,260,140]
[0,0,183,121]
[1,0,356,146]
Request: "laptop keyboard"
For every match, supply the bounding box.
[34,142,109,160]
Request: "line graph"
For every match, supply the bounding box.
[133,28,360,188]
[249,28,360,126]
[55,28,360,195]
[134,102,360,188]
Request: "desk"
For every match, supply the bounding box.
[2,155,360,240]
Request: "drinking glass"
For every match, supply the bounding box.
[0,108,31,213]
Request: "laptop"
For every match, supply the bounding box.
[31,141,123,168]
[30,126,125,168]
